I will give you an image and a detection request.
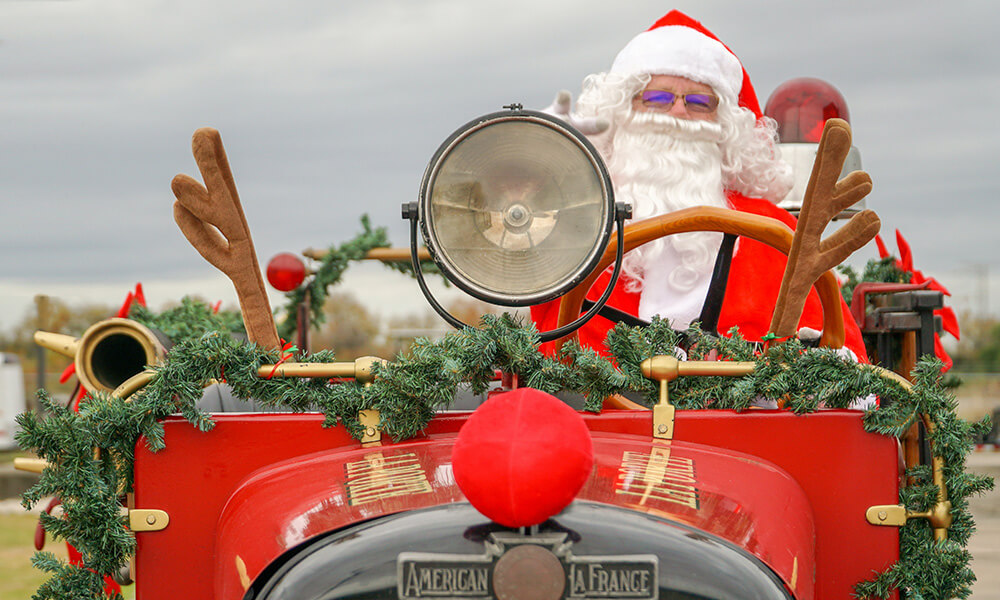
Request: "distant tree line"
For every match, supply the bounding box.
[4,296,995,381]
[951,316,1000,372]
[0,293,508,395]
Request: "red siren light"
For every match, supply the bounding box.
[266,252,307,291]
[764,78,850,143]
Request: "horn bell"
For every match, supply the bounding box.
[74,318,169,394]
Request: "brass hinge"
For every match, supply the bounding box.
[129,509,170,532]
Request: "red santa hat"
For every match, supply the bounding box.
[610,10,762,119]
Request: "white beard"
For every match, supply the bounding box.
[606,111,730,329]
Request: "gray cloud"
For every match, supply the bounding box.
[2,0,998,328]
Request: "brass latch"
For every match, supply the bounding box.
[641,355,755,440]
[128,509,170,532]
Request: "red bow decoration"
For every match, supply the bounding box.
[115,282,147,318]
[876,231,960,370]
[265,339,298,380]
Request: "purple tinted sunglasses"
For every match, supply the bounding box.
[637,89,719,113]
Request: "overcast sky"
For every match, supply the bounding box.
[2,0,998,333]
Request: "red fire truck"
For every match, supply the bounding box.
[19,79,982,600]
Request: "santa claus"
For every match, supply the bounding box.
[531,10,867,358]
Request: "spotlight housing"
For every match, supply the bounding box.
[404,107,628,341]
[418,109,615,306]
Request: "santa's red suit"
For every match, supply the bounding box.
[531,10,867,360]
[531,192,868,358]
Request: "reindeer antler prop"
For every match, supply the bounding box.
[769,118,880,341]
[172,128,281,349]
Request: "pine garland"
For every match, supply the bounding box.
[274,215,444,340]
[130,297,246,344]
[16,314,992,600]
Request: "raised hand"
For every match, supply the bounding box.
[541,90,610,136]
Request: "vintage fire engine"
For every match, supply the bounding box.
[19,79,978,600]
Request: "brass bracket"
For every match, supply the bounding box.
[640,355,755,440]
[652,387,675,440]
[252,356,387,445]
[866,451,952,541]
[359,409,382,445]
[866,500,953,540]
[865,411,953,542]
[643,356,679,440]
[128,509,169,532]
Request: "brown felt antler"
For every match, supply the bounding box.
[172,128,281,350]
[769,118,881,340]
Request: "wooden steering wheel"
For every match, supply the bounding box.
[553,206,846,353]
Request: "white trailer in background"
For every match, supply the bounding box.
[0,353,26,450]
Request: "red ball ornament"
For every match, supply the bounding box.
[266,252,307,291]
[451,388,594,528]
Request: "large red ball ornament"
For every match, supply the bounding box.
[451,388,594,528]
[266,252,306,291]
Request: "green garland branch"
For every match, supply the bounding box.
[130,297,246,344]
[275,215,445,341]
[16,313,993,600]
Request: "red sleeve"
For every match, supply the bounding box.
[531,268,641,357]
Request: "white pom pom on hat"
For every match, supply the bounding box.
[610,10,762,119]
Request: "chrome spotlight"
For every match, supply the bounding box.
[404,107,629,341]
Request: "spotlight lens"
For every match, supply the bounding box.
[422,114,612,305]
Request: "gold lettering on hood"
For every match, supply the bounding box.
[345,452,432,506]
[616,448,699,510]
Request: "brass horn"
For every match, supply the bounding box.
[34,318,170,394]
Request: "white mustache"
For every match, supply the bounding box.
[622,111,724,142]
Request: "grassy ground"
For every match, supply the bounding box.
[0,512,68,600]
[954,372,1000,423]
[0,511,135,600]
[0,450,31,463]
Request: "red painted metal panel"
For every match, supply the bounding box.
[209,436,814,599]
[132,414,354,599]
[582,409,901,599]
[133,408,899,600]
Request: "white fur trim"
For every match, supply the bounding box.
[610,26,742,103]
